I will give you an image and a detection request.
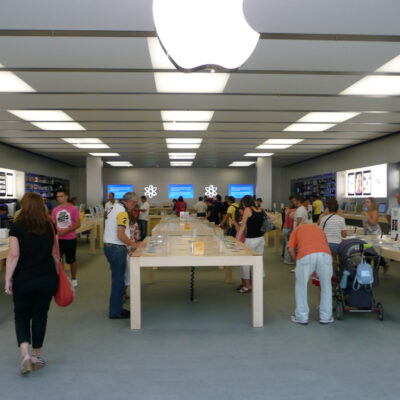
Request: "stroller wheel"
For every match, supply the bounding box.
[336,301,344,320]
[376,302,384,321]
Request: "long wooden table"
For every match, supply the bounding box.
[130,235,263,330]
[343,213,388,224]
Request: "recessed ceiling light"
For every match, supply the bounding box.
[264,139,304,144]
[229,161,255,167]
[283,123,335,132]
[8,110,73,122]
[296,112,360,123]
[340,76,400,96]
[256,144,292,149]
[166,138,203,144]
[106,161,133,167]
[163,122,209,131]
[0,63,36,92]
[161,110,214,122]
[376,54,400,72]
[168,152,196,159]
[147,37,176,69]
[74,144,110,149]
[63,138,103,144]
[32,122,85,131]
[89,153,120,157]
[167,143,201,149]
[244,153,274,157]
[170,161,193,166]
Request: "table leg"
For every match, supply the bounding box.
[264,232,270,248]
[252,257,264,328]
[130,258,141,330]
[146,267,154,284]
[225,266,233,283]
[98,222,104,249]
[89,228,96,254]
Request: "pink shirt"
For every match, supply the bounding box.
[52,204,80,240]
[283,209,295,229]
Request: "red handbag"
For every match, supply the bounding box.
[51,224,75,307]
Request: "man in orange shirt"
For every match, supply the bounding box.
[288,224,333,325]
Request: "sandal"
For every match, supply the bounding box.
[20,357,32,375]
[31,355,46,371]
[236,285,244,291]
[238,286,252,293]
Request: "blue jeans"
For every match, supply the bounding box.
[138,219,148,241]
[104,244,127,317]
[329,243,339,255]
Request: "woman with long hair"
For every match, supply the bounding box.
[5,192,59,375]
[124,208,140,296]
[362,197,381,235]
[236,195,265,293]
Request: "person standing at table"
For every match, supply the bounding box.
[138,195,150,241]
[52,190,80,288]
[194,196,207,217]
[104,192,117,219]
[362,197,381,235]
[291,195,308,229]
[5,192,59,375]
[282,204,296,265]
[104,192,145,319]
[387,192,400,225]
[312,194,323,223]
[175,196,187,217]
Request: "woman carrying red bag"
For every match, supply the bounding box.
[5,192,60,375]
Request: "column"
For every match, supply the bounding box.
[86,156,103,207]
[256,157,272,209]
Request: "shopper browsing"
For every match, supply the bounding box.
[288,224,333,325]
[104,192,117,218]
[219,196,239,235]
[103,192,145,319]
[194,196,207,217]
[52,190,81,287]
[138,195,150,241]
[291,195,308,229]
[5,192,59,375]
[386,192,400,225]
[124,209,140,298]
[312,194,323,223]
[282,203,296,265]
[175,196,187,217]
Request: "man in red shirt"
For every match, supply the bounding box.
[288,224,333,325]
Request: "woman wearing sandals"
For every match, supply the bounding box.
[5,192,59,375]
[235,195,266,293]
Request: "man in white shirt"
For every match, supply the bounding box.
[193,196,207,217]
[387,192,400,225]
[138,195,150,241]
[104,192,118,218]
[291,195,308,229]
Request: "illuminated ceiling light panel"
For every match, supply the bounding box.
[74,144,110,149]
[170,161,193,167]
[264,139,304,145]
[168,153,196,159]
[167,143,201,149]
[154,72,229,93]
[257,144,292,149]
[340,76,400,96]
[89,153,120,157]
[106,161,133,167]
[163,122,209,131]
[297,112,360,123]
[376,54,400,72]
[152,0,260,71]
[8,110,74,121]
[244,153,274,157]
[229,161,255,167]
[161,110,214,122]
[166,138,202,144]
[32,122,85,131]
[147,37,176,69]
[0,63,35,92]
[283,123,335,132]
[63,138,103,144]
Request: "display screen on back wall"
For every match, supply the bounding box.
[344,164,387,198]
[107,184,134,200]
[229,184,254,199]
[168,184,194,199]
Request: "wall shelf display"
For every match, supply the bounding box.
[25,173,69,199]
[291,173,336,202]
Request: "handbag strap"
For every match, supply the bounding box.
[322,214,335,231]
[50,222,61,261]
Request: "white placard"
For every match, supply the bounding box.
[0,168,16,199]
[344,164,387,198]
[391,208,399,239]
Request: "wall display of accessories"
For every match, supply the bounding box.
[291,173,336,202]
[25,173,69,199]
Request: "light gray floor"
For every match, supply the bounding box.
[1,241,400,400]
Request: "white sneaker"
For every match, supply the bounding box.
[284,261,295,265]
[71,279,78,288]
[291,315,308,325]
[320,317,334,324]
[290,268,296,273]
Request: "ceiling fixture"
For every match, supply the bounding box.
[0,63,35,92]
[229,161,255,167]
[256,144,292,150]
[161,111,214,122]
[74,144,109,149]
[163,122,209,131]
[296,112,360,123]
[168,153,196,159]
[63,138,109,149]
[8,110,74,121]
[152,0,259,71]
[264,139,304,145]
[244,153,274,157]
[283,123,335,132]
[376,54,400,72]
[170,161,193,167]
[89,153,120,157]
[166,138,202,149]
[106,161,133,167]
[31,122,86,131]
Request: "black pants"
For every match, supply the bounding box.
[13,274,58,348]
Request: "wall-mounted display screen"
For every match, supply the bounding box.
[0,168,16,199]
[168,184,194,199]
[107,184,133,199]
[229,184,254,199]
[378,203,387,214]
[344,164,387,198]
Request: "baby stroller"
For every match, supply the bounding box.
[334,238,384,321]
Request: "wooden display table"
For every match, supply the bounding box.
[76,220,97,254]
[343,213,388,224]
[264,212,283,253]
[0,239,8,271]
[148,215,163,235]
[130,235,264,330]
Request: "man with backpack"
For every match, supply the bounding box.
[219,196,239,237]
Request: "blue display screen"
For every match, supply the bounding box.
[107,184,133,200]
[229,184,254,199]
[168,184,194,199]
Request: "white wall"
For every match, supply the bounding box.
[103,167,256,206]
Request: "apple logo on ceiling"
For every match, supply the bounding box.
[152,0,260,72]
